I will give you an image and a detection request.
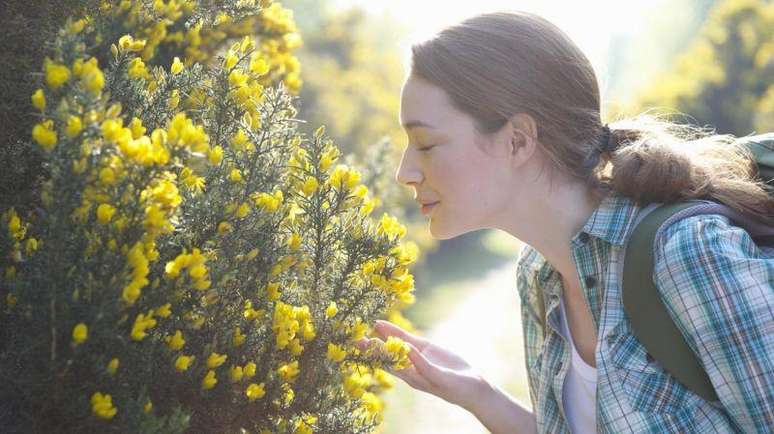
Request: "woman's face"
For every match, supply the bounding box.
[396,75,512,239]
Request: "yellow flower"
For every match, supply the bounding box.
[373,368,395,388]
[277,360,299,382]
[327,343,347,362]
[175,355,195,372]
[207,352,227,368]
[265,281,281,301]
[229,168,243,183]
[143,400,152,413]
[208,146,224,165]
[329,164,361,190]
[319,147,339,171]
[224,50,239,69]
[78,57,104,94]
[236,202,250,218]
[31,89,45,111]
[98,167,115,186]
[229,365,244,383]
[289,337,304,356]
[229,69,248,88]
[25,238,38,255]
[352,185,368,199]
[156,303,172,318]
[129,117,146,139]
[287,233,302,251]
[171,56,184,75]
[91,392,117,420]
[202,370,217,390]
[165,330,185,350]
[168,89,180,109]
[377,213,407,240]
[244,361,257,378]
[64,115,82,138]
[325,302,338,319]
[96,203,116,224]
[6,293,17,308]
[246,383,266,401]
[189,264,207,279]
[72,322,88,344]
[250,55,269,75]
[233,327,246,347]
[45,61,71,89]
[358,391,383,419]
[107,358,119,375]
[128,57,151,80]
[301,177,318,196]
[118,34,146,52]
[252,191,282,212]
[383,336,412,370]
[130,312,157,341]
[32,120,57,151]
[217,221,232,234]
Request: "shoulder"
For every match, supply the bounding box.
[652,211,773,330]
[654,212,767,272]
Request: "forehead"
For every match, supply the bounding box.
[399,77,456,130]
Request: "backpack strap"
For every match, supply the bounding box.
[740,133,774,186]
[622,200,774,403]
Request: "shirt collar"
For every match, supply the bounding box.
[573,192,642,248]
[519,192,643,286]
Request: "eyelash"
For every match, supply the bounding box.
[417,145,435,152]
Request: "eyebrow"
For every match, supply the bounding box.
[401,120,436,131]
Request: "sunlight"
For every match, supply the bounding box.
[331,0,666,97]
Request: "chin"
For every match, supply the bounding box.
[428,220,477,240]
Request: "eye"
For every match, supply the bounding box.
[418,145,435,152]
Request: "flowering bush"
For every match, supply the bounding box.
[0,1,418,432]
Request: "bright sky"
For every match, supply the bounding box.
[331,0,669,97]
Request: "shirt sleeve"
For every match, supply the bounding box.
[653,213,774,432]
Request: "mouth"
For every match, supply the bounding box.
[420,201,440,215]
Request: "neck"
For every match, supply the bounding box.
[497,180,603,279]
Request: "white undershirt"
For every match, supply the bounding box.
[558,295,598,434]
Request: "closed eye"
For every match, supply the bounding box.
[418,145,436,152]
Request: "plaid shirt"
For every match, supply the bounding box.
[516,192,774,433]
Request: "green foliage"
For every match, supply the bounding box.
[0,1,417,432]
[0,0,103,212]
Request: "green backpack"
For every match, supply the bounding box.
[535,132,774,403]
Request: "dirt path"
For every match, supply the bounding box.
[380,259,532,433]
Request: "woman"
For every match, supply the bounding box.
[356,11,774,434]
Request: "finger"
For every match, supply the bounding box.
[374,320,430,351]
[406,342,445,387]
[355,337,385,356]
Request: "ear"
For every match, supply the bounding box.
[507,112,538,163]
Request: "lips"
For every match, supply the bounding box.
[420,201,439,215]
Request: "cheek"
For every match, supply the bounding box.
[441,154,495,204]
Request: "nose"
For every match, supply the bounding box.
[394,147,422,187]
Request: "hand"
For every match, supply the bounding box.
[356,320,488,412]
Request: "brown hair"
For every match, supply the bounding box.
[408,11,774,224]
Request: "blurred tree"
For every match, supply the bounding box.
[619,0,774,135]
[283,1,440,265]
[605,0,718,108]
